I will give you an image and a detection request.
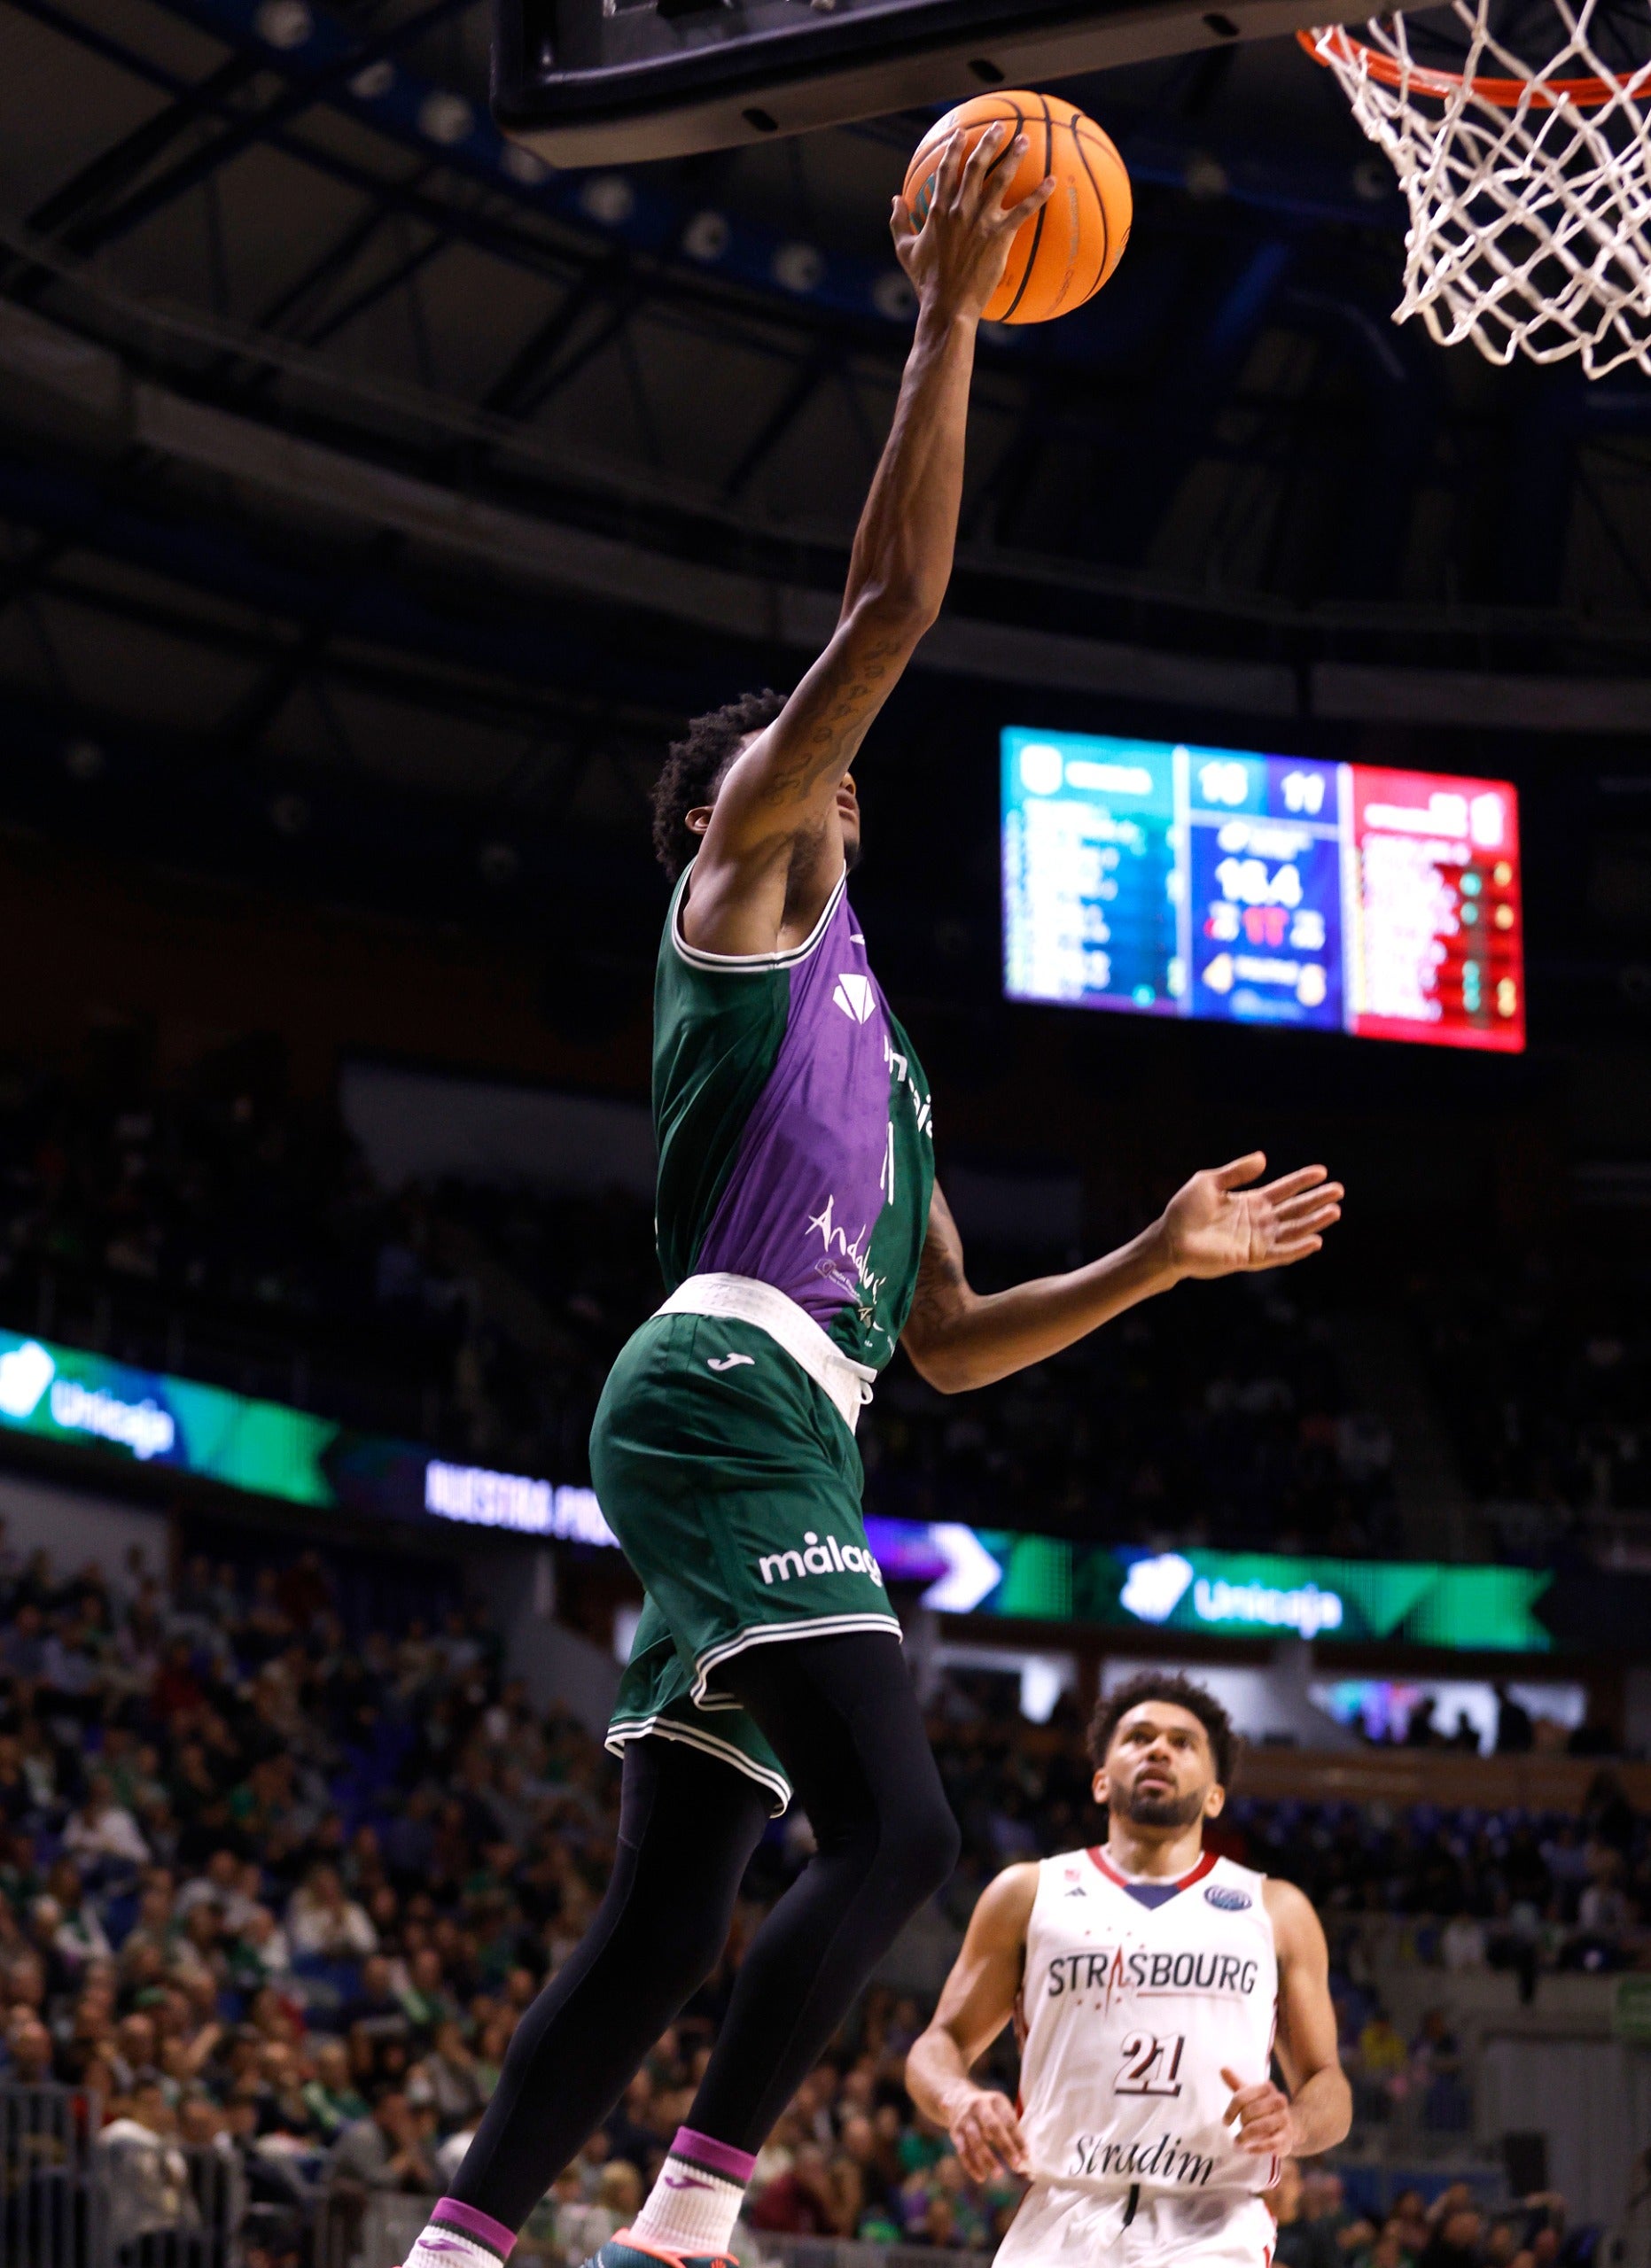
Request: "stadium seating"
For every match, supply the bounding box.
[0,1535,1640,2264]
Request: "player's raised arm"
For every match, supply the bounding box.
[903,1155,1345,1394]
[906,1862,1038,2180]
[680,126,1053,958]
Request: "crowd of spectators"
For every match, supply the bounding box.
[1229,1776,1648,1960]
[0,1527,1644,2265]
[864,1264,1395,1555]
[0,1032,657,1483]
[0,1035,1396,1556]
[1271,2165,1582,2268]
[1408,1245,1650,1558]
[5,1022,1650,1584]
[926,1686,1650,1988]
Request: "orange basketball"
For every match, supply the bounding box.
[901,91,1132,325]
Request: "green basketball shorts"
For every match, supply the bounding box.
[591,1309,900,1814]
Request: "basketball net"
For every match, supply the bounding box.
[1302,1,1651,376]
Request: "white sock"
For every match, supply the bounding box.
[628,2129,753,2256]
[405,2199,514,2268]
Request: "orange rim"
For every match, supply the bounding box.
[1297,22,1651,107]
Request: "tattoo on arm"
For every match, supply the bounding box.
[907,1186,970,1344]
[764,635,902,803]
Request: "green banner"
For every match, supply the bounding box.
[866,1524,1554,1651]
[0,1329,337,1503]
[1067,1544,1547,1651]
[0,1330,1563,1654]
[0,1327,614,1544]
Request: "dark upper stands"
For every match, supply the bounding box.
[0,1038,1398,1556]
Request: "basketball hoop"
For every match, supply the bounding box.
[1300,0,1651,376]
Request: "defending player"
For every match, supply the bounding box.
[396,126,1344,2268]
[907,1673,1352,2268]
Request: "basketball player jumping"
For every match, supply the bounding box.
[909,1671,1352,2268]
[395,126,1343,2268]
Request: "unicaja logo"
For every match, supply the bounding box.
[759,1529,884,1588]
[0,1340,55,1420]
[1120,1551,1195,1624]
[49,1380,175,1463]
[1193,1574,1343,1638]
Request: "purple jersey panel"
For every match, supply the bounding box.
[695,886,902,1337]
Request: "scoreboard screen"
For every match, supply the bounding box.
[1002,729,1524,1052]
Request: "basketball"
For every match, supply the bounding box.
[901,92,1132,325]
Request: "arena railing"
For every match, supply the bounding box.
[0,2088,244,2268]
[0,2053,1499,2268]
[0,2036,1522,2268]
[0,2084,105,2268]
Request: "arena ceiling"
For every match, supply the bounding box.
[0,0,1648,1021]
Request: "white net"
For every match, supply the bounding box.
[1304,2,1651,376]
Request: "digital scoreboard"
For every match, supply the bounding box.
[1002,730,1524,1051]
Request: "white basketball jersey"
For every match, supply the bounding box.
[1016,1847,1280,2200]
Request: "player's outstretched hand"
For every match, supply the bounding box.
[1160,1153,1343,1281]
[947,2085,1030,2182]
[1220,2066,1296,2156]
[891,121,1055,322]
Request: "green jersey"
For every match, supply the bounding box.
[652,862,934,1371]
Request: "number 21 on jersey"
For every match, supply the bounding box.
[1115,2031,1186,2096]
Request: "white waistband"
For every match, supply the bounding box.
[657,1273,876,1434]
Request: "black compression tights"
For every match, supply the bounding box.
[448,1631,959,2233]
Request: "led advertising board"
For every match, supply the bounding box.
[0,1331,1563,1652]
[1003,728,1524,1050]
[0,1329,613,1543]
[865,1527,1555,1651]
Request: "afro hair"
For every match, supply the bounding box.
[649,688,789,880]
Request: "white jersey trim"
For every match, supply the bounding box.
[671,858,847,973]
[692,1611,903,1702]
[655,1271,876,1433]
[604,1710,792,1816]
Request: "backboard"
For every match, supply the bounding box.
[493,0,1364,165]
